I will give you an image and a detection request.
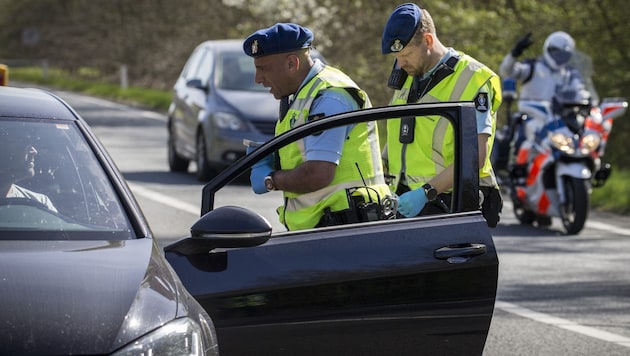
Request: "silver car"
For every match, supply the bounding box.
[167,40,279,181]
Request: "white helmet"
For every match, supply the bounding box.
[543,31,575,70]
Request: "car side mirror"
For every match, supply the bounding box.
[164,205,272,256]
[186,78,208,92]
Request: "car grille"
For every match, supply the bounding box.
[251,120,276,136]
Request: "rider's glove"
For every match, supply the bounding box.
[397,188,428,218]
[511,32,533,58]
[249,153,274,194]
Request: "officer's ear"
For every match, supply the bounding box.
[286,54,299,71]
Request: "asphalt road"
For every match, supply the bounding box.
[50,88,630,356]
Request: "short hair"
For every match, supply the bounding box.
[410,9,436,45]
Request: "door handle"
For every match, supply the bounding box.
[434,243,486,260]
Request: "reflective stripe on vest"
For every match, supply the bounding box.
[387,53,501,191]
[276,65,390,230]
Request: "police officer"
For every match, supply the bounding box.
[381,3,503,227]
[499,31,590,177]
[243,23,391,231]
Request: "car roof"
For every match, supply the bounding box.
[194,39,327,63]
[0,86,78,121]
[196,39,244,52]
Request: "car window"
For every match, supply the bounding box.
[216,52,264,92]
[180,47,201,80]
[183,47,212,85]
[194,49,213,88]
[205,104,477,234]
[0,118,134,240]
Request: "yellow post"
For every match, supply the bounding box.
[0,64,8,86]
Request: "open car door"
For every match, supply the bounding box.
[165,102,498,356]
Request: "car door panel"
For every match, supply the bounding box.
[172,46,207,157]
[171,80,194,157]
[166,212,497,355]
[182,48,212,154]
[166,102,498,355]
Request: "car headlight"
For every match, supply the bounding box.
[112,317,206,356]
[549,131,575,154]
[213,112,246,131]
[579,132,601,155]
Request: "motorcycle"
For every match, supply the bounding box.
[493,81,627,235]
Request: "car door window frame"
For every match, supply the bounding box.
[199,102,481,220]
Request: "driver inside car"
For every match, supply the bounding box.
[0,132,58,213]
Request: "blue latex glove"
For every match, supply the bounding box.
[250,153,274,194]
[397,188,428,217]
[246,141,264,155]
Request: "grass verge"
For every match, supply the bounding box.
[8,66,171,111]
[591,169,630,214]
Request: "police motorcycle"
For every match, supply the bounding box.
[494,51,628,189]
[494,84,626,234]
[492,49,626,234]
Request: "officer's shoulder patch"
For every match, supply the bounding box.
[308,113,325,122]
[474,92,489,112]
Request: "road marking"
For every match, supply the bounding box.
[586,220,630,237]
[128,183,199,215]
[139,110,167,121]
[503,200,630,236]
[495,301,630,348]
[60,90,129,109]
[60,90,167,122]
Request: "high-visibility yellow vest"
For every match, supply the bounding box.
[276,66,390,230]
[387,53,502,192]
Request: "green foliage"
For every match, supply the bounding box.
[591,169,630,214]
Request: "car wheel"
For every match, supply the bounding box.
[168,122,189,172]
[196,131,217,181]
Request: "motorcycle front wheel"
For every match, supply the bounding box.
[560,176,589,235]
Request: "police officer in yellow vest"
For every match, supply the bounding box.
[381,3,503,227]
[243,23,391,231]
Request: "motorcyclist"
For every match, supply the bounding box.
[499,31,590,181]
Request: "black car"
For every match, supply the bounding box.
[165,102,500,355]
[1,85,498,355]
[0,86,219,355]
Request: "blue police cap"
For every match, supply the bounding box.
[381,3,422,54]
[243,23,314,57]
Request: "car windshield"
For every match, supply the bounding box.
[216,51,266,92]
[0,118,134,240]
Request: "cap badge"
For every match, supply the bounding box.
[391,39,404,52]
[251,40,259,55]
